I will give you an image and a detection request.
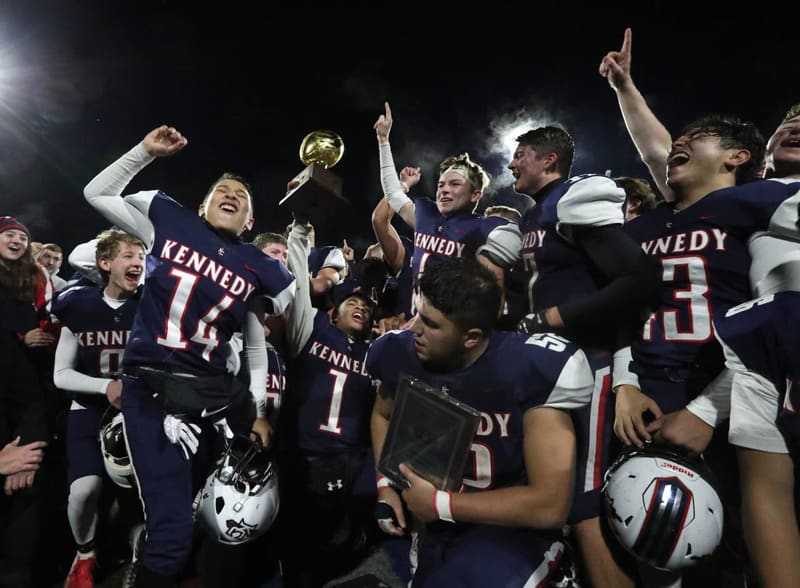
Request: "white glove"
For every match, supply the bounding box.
[213,417,235,442]
[163,414,201,460]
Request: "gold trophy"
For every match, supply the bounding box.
[279,130,349,225]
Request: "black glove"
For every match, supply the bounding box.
[374,500,401,534]
[517,311,550,335]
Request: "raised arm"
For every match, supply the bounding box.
[66,238,103,286]
[83,125,188,248]
[371,197,406,275]
[599,28,674,201]
[284,222,317,357]
[375,102,416,228]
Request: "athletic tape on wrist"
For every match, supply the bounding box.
[434,489,454,523]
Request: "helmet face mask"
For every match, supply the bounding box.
[99,412,136,489]
[195,434,279,545]
[217,435,274,493]
[602,444,725,571]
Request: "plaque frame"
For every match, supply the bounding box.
[378,373,480,491]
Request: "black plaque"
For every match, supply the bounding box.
[378,373,480,491]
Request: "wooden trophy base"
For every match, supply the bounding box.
[279,163,349,226]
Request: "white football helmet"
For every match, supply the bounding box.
[99,412,136,489]
[602,444,724,571]
[194,435,279,545]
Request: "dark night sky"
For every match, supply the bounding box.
[0,1,796,259]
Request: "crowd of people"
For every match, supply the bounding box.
[1,26,800,588]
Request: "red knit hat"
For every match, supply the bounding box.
[0,216,31,239]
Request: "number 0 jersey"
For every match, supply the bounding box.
[51,284,138,379]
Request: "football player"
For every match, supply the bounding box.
[374,102,512,314]
[367,258,593,586]
[52,229,145,588]
[477,124,660,588]
[600,27,800,587]
[82,125,296,588]
[275,216,379,587]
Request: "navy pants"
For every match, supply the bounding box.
[413,523,564,587]
[122,373,206,579]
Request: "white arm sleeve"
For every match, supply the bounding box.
[67,239,103,286]
[379,142,412,213]
[476,223,522,268]
[53,326,113,395]
[612,346,640,390]
[243,308,268,418]
[83,142,157,249]
[285,224,318,357]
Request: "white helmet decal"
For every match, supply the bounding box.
[194,435,279,545]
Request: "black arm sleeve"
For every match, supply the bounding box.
[557,224,660,350]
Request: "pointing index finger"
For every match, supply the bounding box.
[622,27,632,54]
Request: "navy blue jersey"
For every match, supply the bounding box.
[624,178,800,373]
[715,292,800,440]
[51,284,138,380]
[366,329,591,491]
[498,264,529,331]
[284,311,374,454]
[412,198,509,284]
[265,342,286,425]
[124,192,295,374]
[519,175,626,314]
[384,236,414,319]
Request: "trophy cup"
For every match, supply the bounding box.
[279,130,350,226]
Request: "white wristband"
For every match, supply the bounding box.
[386,190,412,214]
[434,489,454,523]
[376,475,392,489]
